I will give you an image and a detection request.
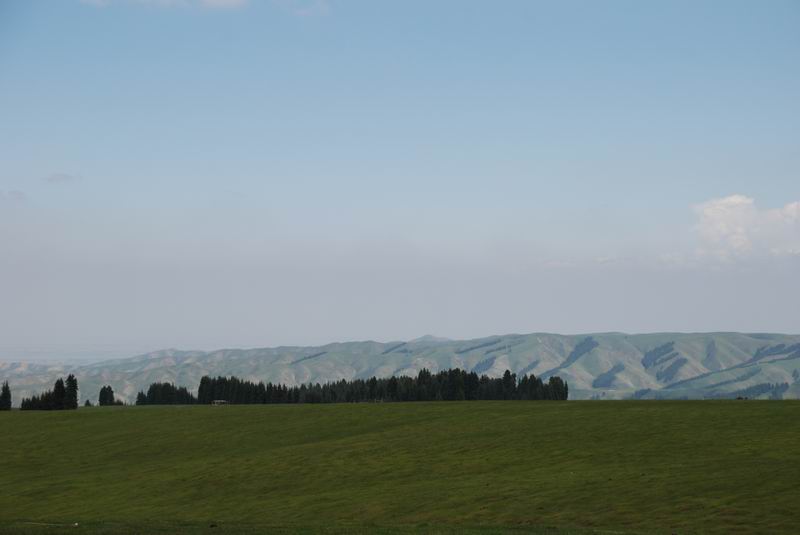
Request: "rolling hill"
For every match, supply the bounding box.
[2,332,800,405]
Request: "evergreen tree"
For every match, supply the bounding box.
[98,385,116,406]
[65,374,79,410]
[198,376,212,404]
[53,378,66,410]
[139,382,196,405]
[19,376,86,410]
[502,370,517,400]
[0,381,11,410]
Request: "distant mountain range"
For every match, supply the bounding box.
[2,332,800,405]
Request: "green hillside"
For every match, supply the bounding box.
[4,332,800,404]
[2,402,799,534]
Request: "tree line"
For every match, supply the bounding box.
[135,382,197,405]
[132,368,568,405]
[2,368,568,409]
[19,375,79,410]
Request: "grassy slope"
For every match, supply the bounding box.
[1,402,799,534]
[7,333,800,405]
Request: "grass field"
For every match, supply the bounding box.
[1,401,799,534]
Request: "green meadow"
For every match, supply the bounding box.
[1,401,798,534]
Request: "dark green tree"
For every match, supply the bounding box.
[65,374,79,410]
[53,378,66,410]
[502,370,517,399]
[0,381,11,410]
[138,383,196,405]
[98,385,116,406]
[19,377,84,410]
[197,376,212,404]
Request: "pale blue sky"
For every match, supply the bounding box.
[1,0,799,360]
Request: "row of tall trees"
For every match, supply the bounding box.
[135,382,197,405]
[0,381,11,410]
[189,368,568,405]
[20,375,79,410]
[5,369,567,409]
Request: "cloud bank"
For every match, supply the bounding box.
[694,194,800,260]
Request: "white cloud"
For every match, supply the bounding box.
[694,194,800,260]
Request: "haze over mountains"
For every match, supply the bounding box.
[3,332,799,405]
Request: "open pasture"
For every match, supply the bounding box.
[1,401,798,534]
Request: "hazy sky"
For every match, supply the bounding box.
[1,0,799,361]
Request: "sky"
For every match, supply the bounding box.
[1,0,799,362]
